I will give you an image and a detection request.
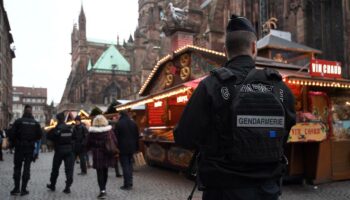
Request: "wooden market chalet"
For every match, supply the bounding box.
[116,30,350,184]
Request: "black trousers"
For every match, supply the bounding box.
[49,151,74,188]
[75,150,87,173]
[115,160,121,176]
[202,181,280,200]
[13,148,33,190]
[96,168,108,191]
[120,154,133,187]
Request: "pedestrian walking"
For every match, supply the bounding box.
[46,112,76,194]
[32,140,41,162]
[8,105,42,196]
[73,116,88,175]
[87,114,118,199]
[174,15,296,200]
[114,111,139,190]
[109,117,122,178]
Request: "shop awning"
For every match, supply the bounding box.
[116,84,193,111]
[117,76,208,111]
[183,76,207,88]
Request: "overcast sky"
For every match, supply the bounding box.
[4,0,138,104]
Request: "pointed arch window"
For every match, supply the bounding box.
[103,82,121,104]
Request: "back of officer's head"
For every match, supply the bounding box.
[56,112,65,124]
[225,15,257,60]
[22,105,33,118]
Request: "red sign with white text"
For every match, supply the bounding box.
[310,59,342,78]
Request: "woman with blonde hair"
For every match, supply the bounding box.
[86,115,118,199]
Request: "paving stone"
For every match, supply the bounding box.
[1,152,350,199]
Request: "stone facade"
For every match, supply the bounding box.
[0,0,15,130]
[58,7,139,112]
[12,86,48,127]
[134,0,350,82]
[342,0,350,78]
[59,1,350,111]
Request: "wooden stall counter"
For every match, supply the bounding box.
[331,139,350,181]
[286,122,332,184]
[143,138,193,170]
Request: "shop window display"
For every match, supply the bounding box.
[331,97,350,140]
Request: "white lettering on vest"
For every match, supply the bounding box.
[237,115,285,128]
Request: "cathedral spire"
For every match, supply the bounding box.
[79,3,86,40]
[80,3,85,16]
[128,34,134,43]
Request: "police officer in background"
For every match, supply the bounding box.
[9,105,42,196]
[46,112,76,194]
[174,15,296,200]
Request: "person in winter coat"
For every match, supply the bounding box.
[73,116,88,175]
[108,118,122,177]
[114,111,139,190]
[87,115,118,199]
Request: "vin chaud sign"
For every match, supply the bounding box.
[310,59,342,78]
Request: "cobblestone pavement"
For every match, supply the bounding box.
[1,152,350,200]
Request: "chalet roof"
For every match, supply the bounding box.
[257,34,322,54]
[89,45,130,72]
[138,45,306,96]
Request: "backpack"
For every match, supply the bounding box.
[211,67,286,163]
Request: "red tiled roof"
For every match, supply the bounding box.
[13,86,47,98]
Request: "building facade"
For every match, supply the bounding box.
[12,87,48,127]
[58,7,140,112]
[59,1,350,110]
[133,0,350,81]
[0,0,15,130]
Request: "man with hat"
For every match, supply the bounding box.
[174,15,296,199]
[9,105,42,196]
[73,115,88,175]
[47,112,76,194]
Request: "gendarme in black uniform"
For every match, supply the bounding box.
[174,15,296,200]
[10,108,42,196]
[47,113,76,194]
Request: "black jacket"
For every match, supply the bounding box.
[48,123,76,153]
[114,114,139,155]
[10,114,42,151]
[73,124,88,149]
[174,55,296,188]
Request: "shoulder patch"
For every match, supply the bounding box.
[211,67,236,82]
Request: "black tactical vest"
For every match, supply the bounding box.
[211,67,286,163]
[55,124,74,146]
[16,118,40,146]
